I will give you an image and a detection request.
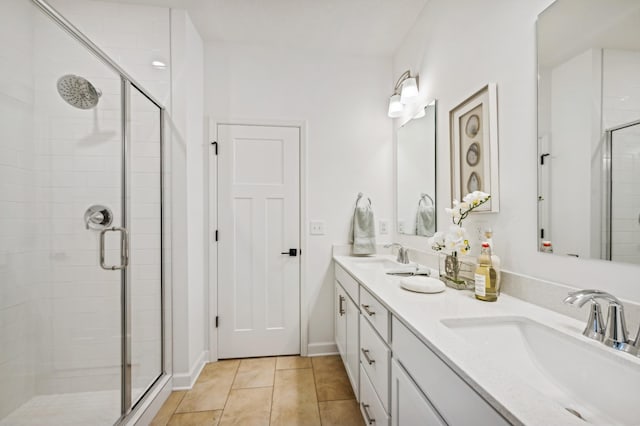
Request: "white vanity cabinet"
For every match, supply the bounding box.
[359,287,391,426]
[334,264,360,399]
[391,359,446,426]
[392,318,510,426]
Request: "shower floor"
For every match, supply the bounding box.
[0,390,121,426]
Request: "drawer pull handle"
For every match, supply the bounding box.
[361,348,375,365]
[362,304,375,316]
[339,295,345,316]
[361,403,375,424]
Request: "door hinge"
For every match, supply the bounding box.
[211,141,218,155]
[215,316,219,328]
[540,153,550,165]
[215,230,219,242]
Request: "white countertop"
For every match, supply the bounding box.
[334,254,640,426]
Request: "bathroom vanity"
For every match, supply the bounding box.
[333,254,638,426]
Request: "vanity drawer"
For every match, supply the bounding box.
[360,364,390,426]
[335,263,359,304]
[360,286,390,343]
[360,314,390,412]
[392,317,509,426]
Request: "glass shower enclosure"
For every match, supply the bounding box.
[0,0,166,424]
[605,119,640,264]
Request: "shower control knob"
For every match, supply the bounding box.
[85,205,113,230]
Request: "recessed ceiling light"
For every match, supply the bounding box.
[151,60,167,70]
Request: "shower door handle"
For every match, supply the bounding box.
[99,226,129,270]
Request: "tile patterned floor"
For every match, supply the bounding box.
[151,355,364,426]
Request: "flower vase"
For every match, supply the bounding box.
[439,252,469,290]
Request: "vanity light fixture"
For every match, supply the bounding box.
[387,70,419,118]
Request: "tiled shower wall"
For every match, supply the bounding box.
[1,0,170,419]
[602,49,640,264]
[0,0,38,417]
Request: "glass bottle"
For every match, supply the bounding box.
[474,242,498,302]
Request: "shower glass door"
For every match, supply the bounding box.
[608,120,640,264]
[128,85,163,405]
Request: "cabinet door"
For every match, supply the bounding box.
[335,282,347,360]
[391,359,446,426]
[345,295,360,399]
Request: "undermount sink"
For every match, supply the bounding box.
[348,257,416,270]
[441,316,640,425]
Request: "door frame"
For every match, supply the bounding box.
[207,118,308,361]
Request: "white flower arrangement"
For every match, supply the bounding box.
[432,191,491,255]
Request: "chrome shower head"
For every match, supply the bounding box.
[56,74,102,110]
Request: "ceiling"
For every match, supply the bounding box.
[538,0,640,68]
[102,0,429,56]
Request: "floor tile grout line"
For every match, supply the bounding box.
[165,391,187,424]
[268,371,276,426]
[309,361,323,426]
[220,361,242,417]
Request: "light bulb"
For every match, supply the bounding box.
[400,77,418,104]
[388,94,403,118]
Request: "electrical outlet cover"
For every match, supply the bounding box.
[310,221,325,235]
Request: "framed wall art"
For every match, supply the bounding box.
[449,83,499,212]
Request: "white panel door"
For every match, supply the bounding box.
[218,124,300,358]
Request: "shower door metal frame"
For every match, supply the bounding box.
[30,0,167,423]
[603,118,640,261]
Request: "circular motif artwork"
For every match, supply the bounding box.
[465,114,480,138]
[466,142,480,166]
[467,172,481,193]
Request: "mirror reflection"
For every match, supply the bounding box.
[397,101,437,236]
[537,0,640,263]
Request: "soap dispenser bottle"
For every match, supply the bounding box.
[475,242,498,302]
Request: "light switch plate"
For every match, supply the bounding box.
[310,221,325,235]
[379,220,389,235]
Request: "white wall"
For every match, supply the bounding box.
[547,49,599,257]
[394,0,640,304]
[204,42,394,353]
[169,9,207,385]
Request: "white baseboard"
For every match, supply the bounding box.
[307,342,338,356]
[172,350,209,390]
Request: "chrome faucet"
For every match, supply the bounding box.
[564,289,639,355]
[384,243,409,264]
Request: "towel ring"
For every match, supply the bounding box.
[356,192,372,207]
[418,193,434,206]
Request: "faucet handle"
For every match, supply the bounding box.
[581,300,605,341]
[603,302,633,353]
[564,289,635,352]
[563,290,618,342]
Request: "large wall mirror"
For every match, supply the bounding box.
[397,101,437,236]
[537,0,640,264]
